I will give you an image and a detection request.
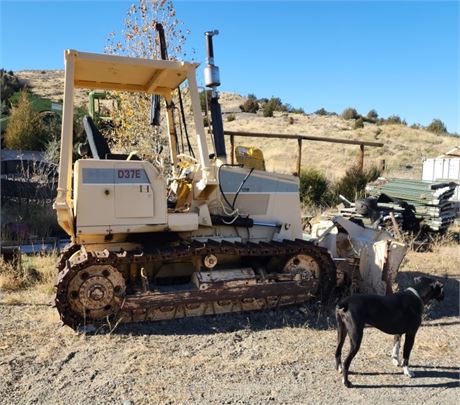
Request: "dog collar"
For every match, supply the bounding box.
[406,287,423,303]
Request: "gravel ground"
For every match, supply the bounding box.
[1,269,459,404]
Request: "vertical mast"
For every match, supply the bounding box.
[204,30,226,162]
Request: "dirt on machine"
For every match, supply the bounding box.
[53,28,407,331]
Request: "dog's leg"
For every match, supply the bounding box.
[342,321,363,388]
[392,334,401,366]
[335,313,348,373]
[402,331,417,378]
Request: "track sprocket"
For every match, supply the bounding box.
[56,256,126,328]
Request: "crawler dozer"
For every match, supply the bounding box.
[54,31,406,330]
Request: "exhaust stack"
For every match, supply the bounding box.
[204,30,226,161]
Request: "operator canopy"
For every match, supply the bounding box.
[68,50,198,94]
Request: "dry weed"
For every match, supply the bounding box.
[22,252,58,294]
[0,258,26,291]
[402,244,459,277]
[0,252,58,296]
[1,292,24,305]
[428,232,459,254]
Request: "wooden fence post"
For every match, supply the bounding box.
[359,144,365,172]
[297,138,302,175]
[230,134,234,165]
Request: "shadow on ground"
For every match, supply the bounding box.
[350,364,459,389]
[100,271,457,336]
[352,381,458,389]
[111,302,336,336]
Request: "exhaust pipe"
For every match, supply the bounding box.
[150,23,168,126]
[204,30,226,161]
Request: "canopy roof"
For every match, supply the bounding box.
[68,50,198,94]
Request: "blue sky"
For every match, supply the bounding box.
[1,0,459,133]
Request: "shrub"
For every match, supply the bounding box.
[0,69,26,115]
[255,96,304,117]
[263,102,275,117]
[43,136,61,164]
[239,98,259,113]
[9,91,52,112]
[342,107,359,120]
[288,116,295,125]
[426,119,447,134]
[289,107,305,115]
[384,115,407,125]
[367,109,378,120]
[299,169,330,206]
[4,91,49,150]
[227,113,236,122]
[315,108,329,116]
[262,97,289,114]
[268,97,286,112]
[333,165,380,202]
[386,115,401,124]
[354,117,364,129]
[203,116,209,127]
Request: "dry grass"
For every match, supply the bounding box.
[15,70,88,105]
[0,252,58,296]
[15,71,459,181]
[220,103,459,180]
[0,259,26,291]
[402,238,460,278]
[22,252,58,294]
[415,323,460,358]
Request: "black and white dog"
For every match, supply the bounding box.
[335,276,444,387]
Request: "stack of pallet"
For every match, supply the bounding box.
[366,178,458,232]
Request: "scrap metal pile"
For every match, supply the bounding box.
[365,178,458,232]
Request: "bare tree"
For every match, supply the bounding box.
[104,0,190,156]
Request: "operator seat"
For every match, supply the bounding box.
[82,115,112,159]
[81,115,139,160]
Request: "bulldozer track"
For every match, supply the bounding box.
[55,239,336,330]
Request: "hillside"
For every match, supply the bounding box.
[15,70,459,179]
